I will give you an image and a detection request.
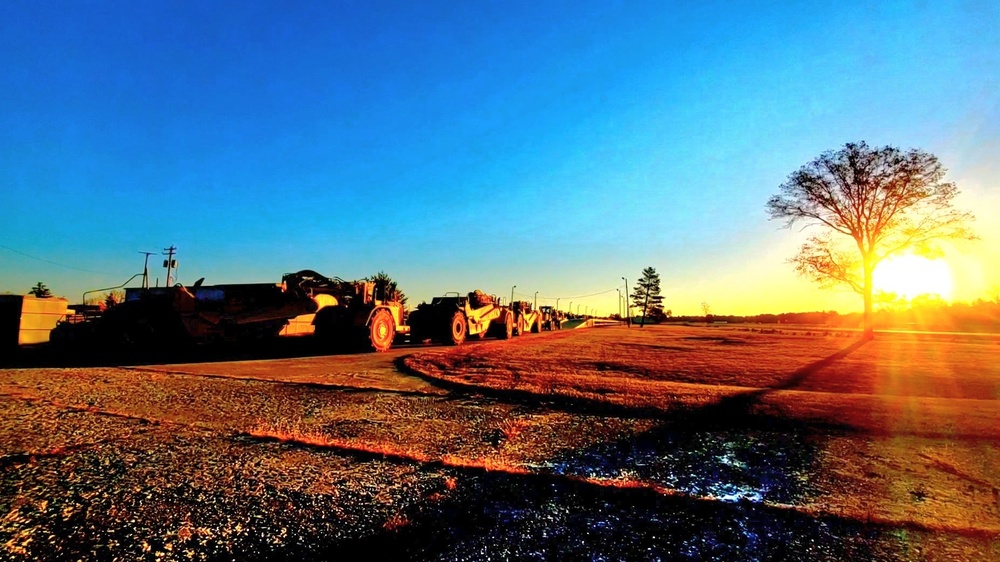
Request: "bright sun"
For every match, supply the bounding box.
[873,254,954,300]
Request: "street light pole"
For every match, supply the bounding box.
[534,291,538,309]
[569,301,572,317]
[616,289,621,319]
[622,277,630,327]
[510,285,516,306]
[556,298,560,312]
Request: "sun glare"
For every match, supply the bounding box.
[873,254,954,301]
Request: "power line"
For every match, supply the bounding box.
[514,287,620,301]
[0,243,104,274]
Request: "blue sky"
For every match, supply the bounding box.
[2,1,998,315]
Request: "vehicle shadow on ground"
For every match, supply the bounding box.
[0,337,442,369]
[369,339,899,560]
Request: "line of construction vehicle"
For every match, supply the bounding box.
[33,266,568,355]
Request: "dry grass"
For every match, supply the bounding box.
[404,325,1000,437]
[247,419,535,475]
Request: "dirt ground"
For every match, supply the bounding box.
[1,325,998,560]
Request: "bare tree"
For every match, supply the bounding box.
[103,290,125,310]
[767,141,975,339]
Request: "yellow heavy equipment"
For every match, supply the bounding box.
[282,270,408,352]
[50,269,408,353]
[510,300,541,336]
[408,290,513,345]
[51,279,318,351]
[539,305,563,330]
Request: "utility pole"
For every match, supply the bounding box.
[556,298,560,312]
[139,251,155,289]
[163,245,177,287]
[616,288,621,319]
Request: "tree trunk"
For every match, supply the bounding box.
[862,261,874,340]
[640,292,649,328]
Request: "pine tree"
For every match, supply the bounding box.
[630,267,664,327]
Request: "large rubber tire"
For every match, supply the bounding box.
[499,311,513,340]
[448,312,467,346]
[514,317,524,337]
[531,316,540,333]
[368,308,395,352]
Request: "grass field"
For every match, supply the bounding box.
[1,325,998,560]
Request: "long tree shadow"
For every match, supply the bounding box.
[396,339,872,434]
[679,338,871,430]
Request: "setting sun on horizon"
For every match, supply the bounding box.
[873,253,954,302]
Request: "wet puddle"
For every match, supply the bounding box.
[532,426,820,505]
[373,469,900,561]
[365,427,907,561]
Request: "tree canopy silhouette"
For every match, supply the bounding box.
[28,282,51,298]
[366,271,407,306]
[767,141,976,338]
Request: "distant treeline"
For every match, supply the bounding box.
[657,299,1000,333]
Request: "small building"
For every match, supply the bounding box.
[0,295,72,351]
